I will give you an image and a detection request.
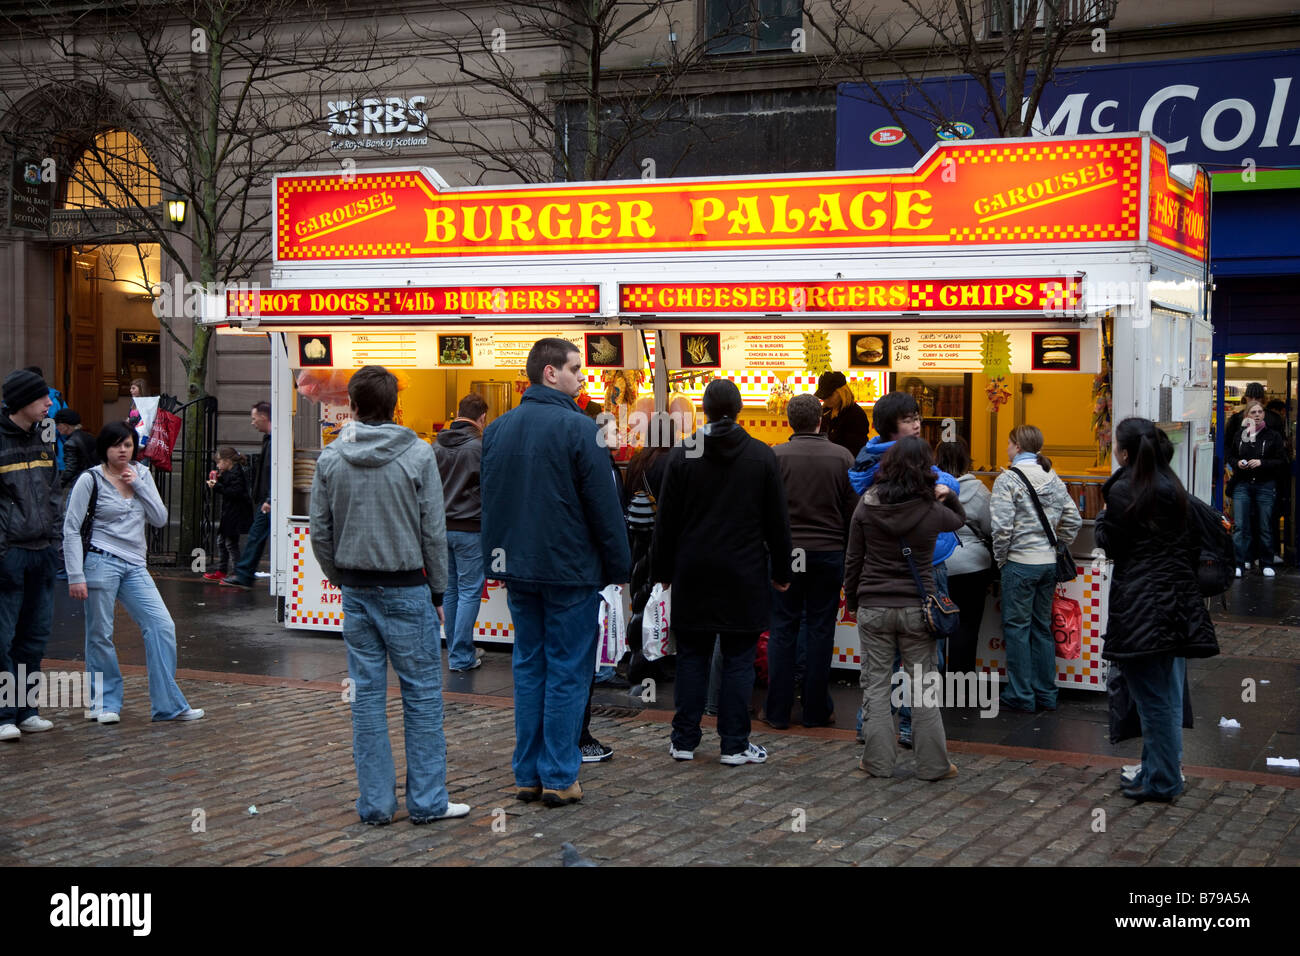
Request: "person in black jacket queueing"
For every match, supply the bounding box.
[0,368,61,741]
[221,402,273,591]
[1097,417,1219,804]
[651,378,794,766]
[1227,400,1287,577]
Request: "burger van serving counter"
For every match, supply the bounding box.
[209,132,1211,692]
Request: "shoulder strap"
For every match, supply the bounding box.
[79,469,100,555]
[898,535,929,601]
[1008,466,1059,548]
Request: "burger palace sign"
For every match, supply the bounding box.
[246,134,1205,322]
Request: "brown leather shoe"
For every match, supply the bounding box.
[933,763,959,781]
[516,785,543,803]
[540,781,583,807]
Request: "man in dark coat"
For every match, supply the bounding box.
[651,378,793,766]
[480,337,630,807]
[815,371,870,457]
[222,401,273,590]
[54,409,96,488]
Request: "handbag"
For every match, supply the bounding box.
[1008,466,1077,583]
[78,470,101,558]
[899,535,961,638]
[1051,587,1082,659]
[141,407,182,472]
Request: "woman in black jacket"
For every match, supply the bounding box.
[1097,418,1219,803]
[1227,401,1286,577]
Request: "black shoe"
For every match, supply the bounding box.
[579,741,613,763]
[1000,700,1035,714]
[758,714,790,730]
[1121,786,1176,804]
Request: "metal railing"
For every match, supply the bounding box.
[145,395,218,566]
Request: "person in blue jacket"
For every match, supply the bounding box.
[849,390,959,748]
[480,338,631,809]
[25,367,66,472]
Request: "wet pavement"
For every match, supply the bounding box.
[44,565,1300,779]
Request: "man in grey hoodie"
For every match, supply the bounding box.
[310,365,469,825]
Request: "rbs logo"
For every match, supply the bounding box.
[328,96,428,137]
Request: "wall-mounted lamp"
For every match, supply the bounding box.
[167,198,187,224]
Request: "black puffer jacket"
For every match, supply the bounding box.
[0,413,61,559]
[1096,470,1219,661]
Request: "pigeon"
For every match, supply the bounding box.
[561,842,596,867]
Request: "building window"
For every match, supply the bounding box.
[63,129,161,210]
[705,0,802,55]
[987,0,1113,35]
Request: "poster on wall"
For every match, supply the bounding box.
[1031,332,1080,371]
[848,333,891,368]
[437,334,473,366]
[298,334,333,367]
[585,332,625,368]
[679,332,721,368]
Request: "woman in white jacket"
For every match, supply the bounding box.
[62,421,203,724]
[990,425,1082,713]
[936,441,994,674]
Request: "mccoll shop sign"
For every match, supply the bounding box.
[838,49,1300,170]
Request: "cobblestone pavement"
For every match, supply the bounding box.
[3,667,1297,867]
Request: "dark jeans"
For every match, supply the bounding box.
[1119,652,1185,800]
[946,568,994,674]
[767,550,843,726]
[673,629,757,756]
[231,507,271,585]
[1232,480,1276,569]
[0,546,57,723]
[217,534,241,573]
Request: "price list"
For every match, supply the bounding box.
[351,331,420,367]
[892,331,984,370]
[742,332,804,369]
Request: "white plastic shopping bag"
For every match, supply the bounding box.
[596,584,626,671]
[641,583,673,661]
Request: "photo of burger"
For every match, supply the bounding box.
[1032,332,1079,371]
[849,332,890,368]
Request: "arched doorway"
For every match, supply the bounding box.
[54,129,163,434]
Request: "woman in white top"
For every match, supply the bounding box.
[62,421,202,724]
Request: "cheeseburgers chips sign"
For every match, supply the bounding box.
[273,135,1205,263]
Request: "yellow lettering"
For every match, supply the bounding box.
[770,195,805,233]
[539,204,573,240]
[462,206,492,242]
[960,284,981,307]
[445,291,459,310]
[424,208,454,243]
[726,196,766,235]
[888,285,907,308]
[939,285,958,307]
[808,194,847,232]
[499,205,535,241]
[616,200,655,238]
[849,190,888,231]
[578,201,612,239]
[689,197,724,235]
[894,190,933,230]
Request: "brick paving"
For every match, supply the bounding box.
[2,667,1297,867]
[1211,619,1300,661]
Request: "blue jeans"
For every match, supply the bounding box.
[674,629,758,756]
[506,582,600,790]
[83,550,192,719]
[231,507,271,585]
[1119,653,1185,799]
[768,550,843,726]
[341,584,449,823]
[1232,481,1276,569]
[0,546,56,724]
[444,531,485,669]
[1000,560,1059,711]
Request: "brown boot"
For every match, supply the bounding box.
[540,781,583,807]
[516,785,543,803]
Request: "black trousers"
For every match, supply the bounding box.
[946,568,994,674]
[672,629,758,756]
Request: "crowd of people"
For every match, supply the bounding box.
[0,356,1282,818]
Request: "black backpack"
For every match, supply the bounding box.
[1186,495,1235,598]
[78,470,101,557]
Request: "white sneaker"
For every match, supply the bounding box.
[0,723,20,741]
[1235,567,1243,578]
[18,716,52,733]
[413,802,470,823]
[1262,567,1276,578]
[668,742,694,761]
[97,712,120,724]
[175,708,205,721]
[720,742,768,765]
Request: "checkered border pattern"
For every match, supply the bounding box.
[564,288,598,313]
[286,524,344,629]
[475,621,512,639]
[949,141,1140,244]
[278,173,422,259]
[621,286,655,311]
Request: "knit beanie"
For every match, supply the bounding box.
[3,369,48,413]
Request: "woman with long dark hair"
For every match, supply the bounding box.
[62,421,203,724]
[990,425,1081,713]
[1097,417,1218,802]
[843,436,965,780]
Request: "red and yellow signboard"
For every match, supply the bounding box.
[275,137,1145,261]
[619,277,1082,315]
[1147,142,1208,261]
[226,284,599,318]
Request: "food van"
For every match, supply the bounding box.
[206,131,1211,691]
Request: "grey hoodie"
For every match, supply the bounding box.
[946,473,993,575]
[990,459,1081,567]
[310,421,447,594]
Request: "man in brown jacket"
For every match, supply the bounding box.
[766,394,860,728]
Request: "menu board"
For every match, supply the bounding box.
[350,331,421,367]
[742,332,805,369]
[288,329,642,371]
[892,331,983,370]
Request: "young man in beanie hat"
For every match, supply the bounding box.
[0,368,61,740]
[815,371,870,458]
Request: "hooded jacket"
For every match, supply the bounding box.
[946,472,994,575]
[0,413,61,558]
[844,485,966,610]
[433,419,483,531]
[650,419,793,634]
[310,421,447,595]
[990,459,1081,566]
[481,385,630,589]
[1096,469,1218,661]
[848,436,960,565]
